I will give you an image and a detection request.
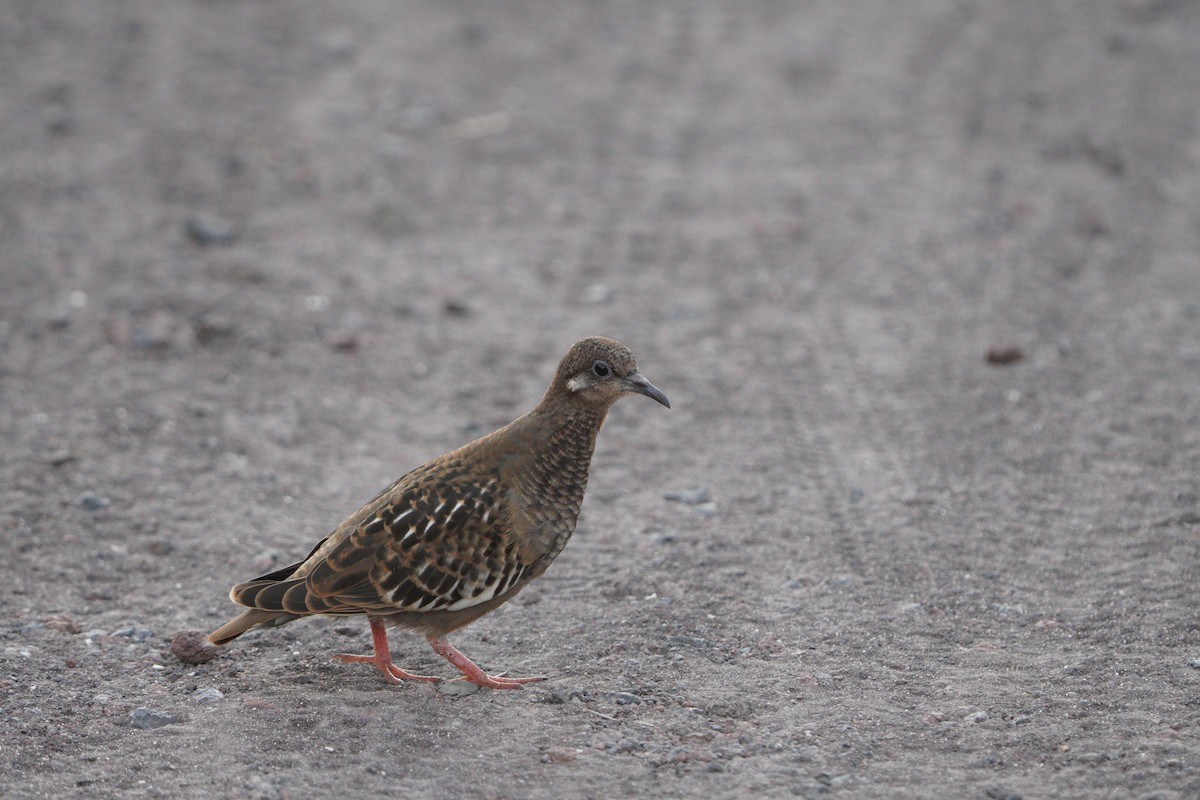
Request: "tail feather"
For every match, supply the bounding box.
[208,608,285,645]
[209,577,317,645]
[210,553,356,645]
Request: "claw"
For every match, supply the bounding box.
[334,618,440,684]
[428,636,546,690]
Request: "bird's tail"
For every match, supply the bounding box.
[209,573,353,645]
[209,537,345,645]
[208,608,285,645]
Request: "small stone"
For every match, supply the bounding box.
[45,615,82,634]
[190,688,225,704]
[78,492,111,511]
[185,213,238,246]
[193,313,236,346]
[133,310,179,350]
[663,485,711,505]
[965,710,989,724]
[540,746,577,764]
[986,346,1025,365]
[328,329,360,352]
[46,450,75,467]
[986,786,1022,800]
[111,626,155,642]
[611,692,642,705]
[814,672,834,686]
[1188,658,1200,669]
[144,540,175,556]
[333,625,360,637]
[437,680,479,697]
[171,630,219,664]
[443,299,471,317]
[129,708,181,730]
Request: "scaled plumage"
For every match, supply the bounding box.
[209,336,669,688]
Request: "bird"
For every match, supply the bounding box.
[208,336,669,689]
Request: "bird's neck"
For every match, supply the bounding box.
[503,397,609,560]
[524,398,608,474]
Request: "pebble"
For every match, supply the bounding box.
[45,615,82,634]
[193,312,236,346]
[133,310,178,350]
[111,626,155,642]
[986,786,1022,800]
[191,688,225,704]
[986,346,1025,365]
[663,485,711,505]
[171,630,219,664]
[328,329,360,352]
[185,213,238,246]
[1188,658,1200,669]
[78,492,111,511]
[129,708,182,730]
[965,710,989,724]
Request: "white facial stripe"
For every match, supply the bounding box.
[567,375,590,392]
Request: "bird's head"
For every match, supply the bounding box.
[548,336,670,411]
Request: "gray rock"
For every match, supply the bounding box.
[663,485,711,505]
[986,786,1022,800]
[129,708,181,730]
[190,688,225,704]
[185,213,238,246]
[111,626,155,642]
[78,492,111,511]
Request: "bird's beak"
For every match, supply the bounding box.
[624,372,670,408]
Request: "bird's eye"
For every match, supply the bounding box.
[591,359,612,378]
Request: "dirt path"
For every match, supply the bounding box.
[3,2,1199,797]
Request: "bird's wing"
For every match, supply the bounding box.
[236,462,535,617]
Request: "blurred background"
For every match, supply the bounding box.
[2,2,1198,797]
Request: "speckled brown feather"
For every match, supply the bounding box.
[209,337,667,655]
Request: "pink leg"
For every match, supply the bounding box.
[333,618,441,685]
[426,637,546,689]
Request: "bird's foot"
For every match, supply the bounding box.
[427,636,545,690]
[332,652,441,685]
[453,672,546,690]
[333,617,441,685]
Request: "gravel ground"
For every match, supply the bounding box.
[2,2,1199,798]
